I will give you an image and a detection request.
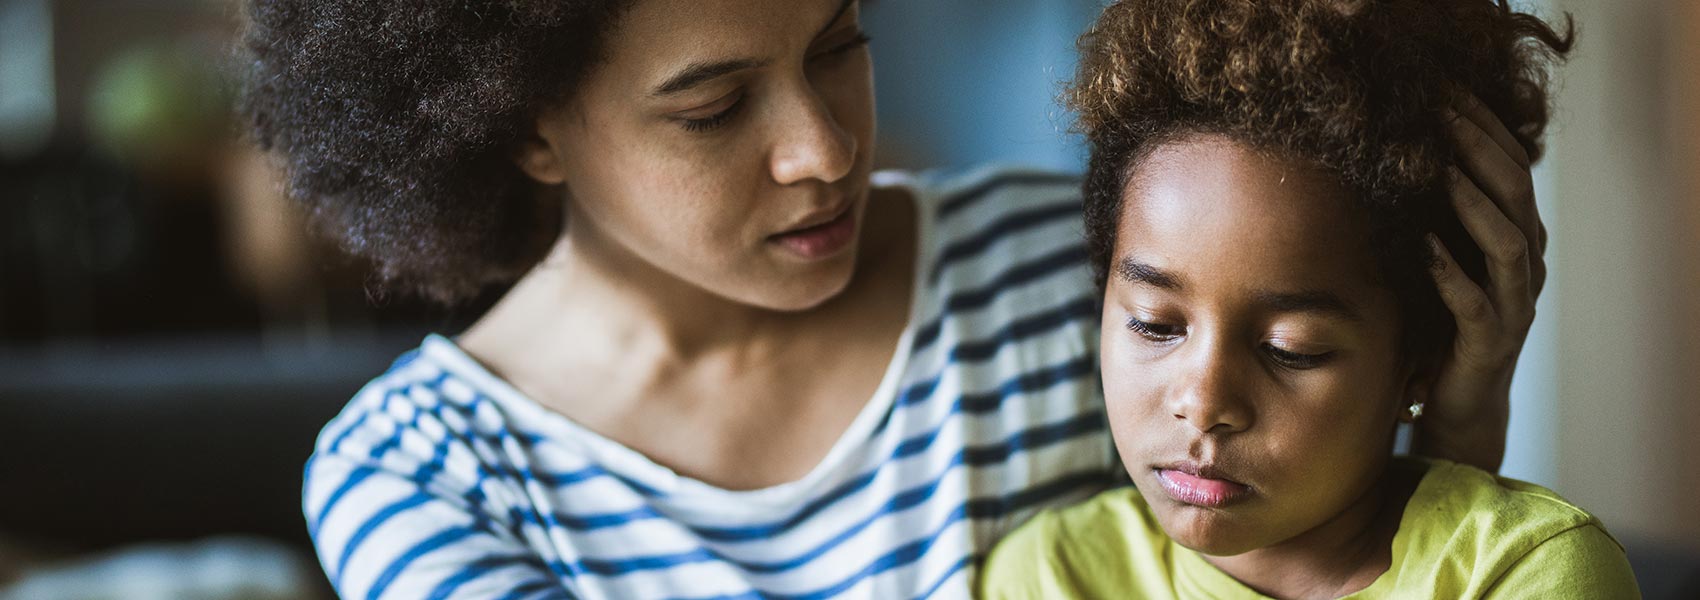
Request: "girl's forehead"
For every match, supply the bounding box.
[1117,137,1386,300]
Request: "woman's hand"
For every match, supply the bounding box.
[1415,94,1548,472]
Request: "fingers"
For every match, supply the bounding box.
[1449,168,1532,317]
[1446,92,1549,299]
[1533,221,1549,296]
[1450,94,1530,168]
[1446,108,1540,241]
[1428,235,1502,365]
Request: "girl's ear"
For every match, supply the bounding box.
[515,111,569,185]
[1398,364,1438,424]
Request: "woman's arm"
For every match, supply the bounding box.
[305,403,573,600]
[1415,94,1551,472]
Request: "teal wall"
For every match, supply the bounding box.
[864,1,1103,173]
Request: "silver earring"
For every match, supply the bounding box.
[1407,401,1426,421]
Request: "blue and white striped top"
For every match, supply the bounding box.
[303,166,1119,599]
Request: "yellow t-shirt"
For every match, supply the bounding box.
[980,458,1639,599]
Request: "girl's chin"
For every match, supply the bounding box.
[1152,505,1267,557]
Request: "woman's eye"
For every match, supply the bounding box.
[813,32,872,61]
[679,97,744,133]
[1125,317,1183,342]
[1263,344,1334,370]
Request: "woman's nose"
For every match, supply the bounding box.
[769,88,856,186]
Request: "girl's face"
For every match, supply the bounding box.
[519,0,876,311]
[1100,135,1417,556]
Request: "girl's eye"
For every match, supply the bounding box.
[1263,344,1334,370]
[1125,317,1183,343]
[680,97,744,133]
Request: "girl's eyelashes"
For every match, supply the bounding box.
[1125,316,1183,343]
[679,97,744,133]
[1263,343,1334,370]
[1124,313,1335,369]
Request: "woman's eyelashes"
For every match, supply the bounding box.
[680,97,744,133]
[676,32,870,134]
[1125,315,1336,369]
[818,32,872,60]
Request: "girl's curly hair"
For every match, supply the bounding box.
[1067,0,1572,361]
[239,0,632,304]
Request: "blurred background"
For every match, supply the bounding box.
[0,0,1695,597]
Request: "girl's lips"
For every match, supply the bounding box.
[1156,467,1252,508]
[769,204,856,260]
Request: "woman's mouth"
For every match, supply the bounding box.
[769,203,857,260]
[1155,464,1252,508]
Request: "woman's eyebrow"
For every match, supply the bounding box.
[651,0,855,98]
[815,0,857,39]
[653,58,768,96]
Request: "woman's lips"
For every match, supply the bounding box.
[1155,466,1252,508]
[769,204,856,260]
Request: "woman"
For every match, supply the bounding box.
[982,0,1634,598]
[240,0,1550,597]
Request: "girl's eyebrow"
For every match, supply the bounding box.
[1118,258,1363,321]
[1117,259,1182,290]
[1253,290,1363,322]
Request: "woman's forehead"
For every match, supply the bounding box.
[599,0,856,78]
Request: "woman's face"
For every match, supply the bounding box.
[521,0,876,311]
[1100,135,1415,556]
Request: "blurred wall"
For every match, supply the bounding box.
[863,0,1098,171]
[1535,0,1700,549]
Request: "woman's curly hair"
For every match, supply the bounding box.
[1067,0,1572,360]
[239,0,632,304]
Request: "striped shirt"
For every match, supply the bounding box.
[303,166,1119,600]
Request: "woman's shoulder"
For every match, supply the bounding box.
[1389,457,1639,596]
[882,164,1083,226]
[307,334,546,474]
[883,164,1094,302]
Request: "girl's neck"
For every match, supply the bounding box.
[1203,462,1421,599]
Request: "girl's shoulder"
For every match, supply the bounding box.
[1398,457,1610,546]
[1384,457,1640,597]
[981,486,1174,600]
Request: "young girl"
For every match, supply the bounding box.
[983,0,1638,597]
[243,0,1556,597]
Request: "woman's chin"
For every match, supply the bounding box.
[735,252,861,313]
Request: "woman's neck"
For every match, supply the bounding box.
[454,187,917,489]
[1202,463,1420,599]
[459,184,916,396]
